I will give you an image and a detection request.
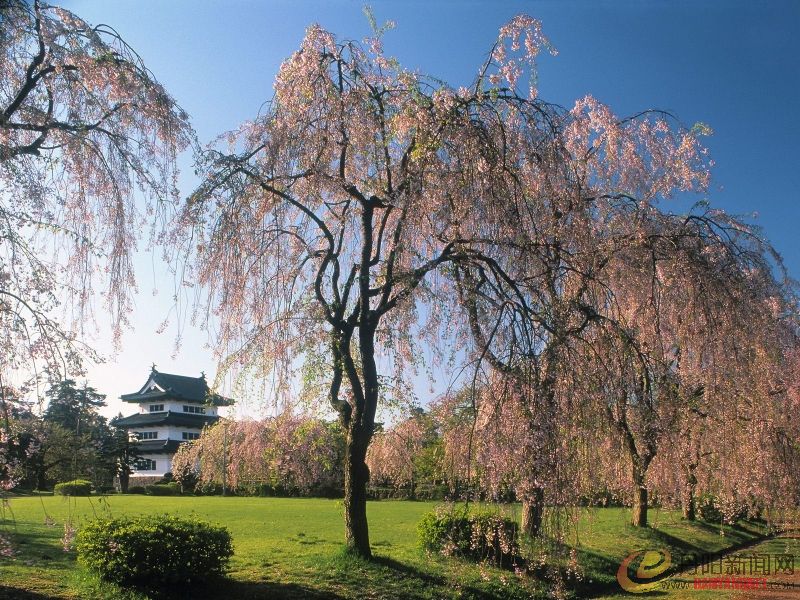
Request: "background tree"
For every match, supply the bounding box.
[43,380,105,433]
[172,415,345,496]
[0,384,30,490]
[431,389,480,497]
[38,379,111,487]
[366,408,440,498]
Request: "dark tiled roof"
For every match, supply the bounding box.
[120,368,234,406]
[112,411,220,428]
[132,439,184,455]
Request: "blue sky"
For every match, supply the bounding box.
[58,0,800,419]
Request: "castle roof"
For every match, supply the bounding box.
[120,368,234,406]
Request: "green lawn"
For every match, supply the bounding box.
[0,495,775,599]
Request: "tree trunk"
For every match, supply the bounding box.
[329,327,375,559]
[36,465,47,491]
[682,464,697,521]
[632,485,648,527]
[343,430,371,557]
[119,470,130,494]
[521,487,545,537]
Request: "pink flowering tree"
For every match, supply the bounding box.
[180,11,724,553]
[366,409,439,497]
[171,415,344,495]
[180,15,571,556]
[574,206,795,526]
[449,104,714,533]
[172,420,268,492]
[0,0,191,388]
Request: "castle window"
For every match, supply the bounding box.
[182,405,205,414]
[137,431,158,440]
[134,458,156,471]
[182,432,200,440]
[149,404,164,412]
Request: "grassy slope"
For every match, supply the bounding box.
[596,531,800,600]
[566,506,768,594]
[0,496,771,600]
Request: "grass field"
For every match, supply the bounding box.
[0,495,776,599]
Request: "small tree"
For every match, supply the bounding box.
[105,416,142,493]
[32,379,126,488]
[0,385,40,490]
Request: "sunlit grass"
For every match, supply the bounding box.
[0,495,773,599]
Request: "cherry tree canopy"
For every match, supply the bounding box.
[0,0,190,383]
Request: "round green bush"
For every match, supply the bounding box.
[76,514,233,587]
[126,485,146,494]
[54,479,92,496]
[418,506,518,565]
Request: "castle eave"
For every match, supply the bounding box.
[132,439,184,454]
[112,411,220,428]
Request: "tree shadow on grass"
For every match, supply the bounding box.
[371,554,448,586]
[687,518,761,541]
[190,579,345,600]
[11,533,76,568]
[370,554,540,599]
[575,523,776,599]
[121,578,346,600]
[112,569,517,600]
[646,523,770,564]
[0,586,62,600]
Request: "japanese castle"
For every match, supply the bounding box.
[115,367,234,478]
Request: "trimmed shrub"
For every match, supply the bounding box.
[414,484,449,501]
[194,482,223,496]
[76,514,233,587]
[145,482,181,496]
[54,479,92,496]
[697,494,723,523]
[127,486,146,494]
[418,506,518,565]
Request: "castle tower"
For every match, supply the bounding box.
[113,366,234,478]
